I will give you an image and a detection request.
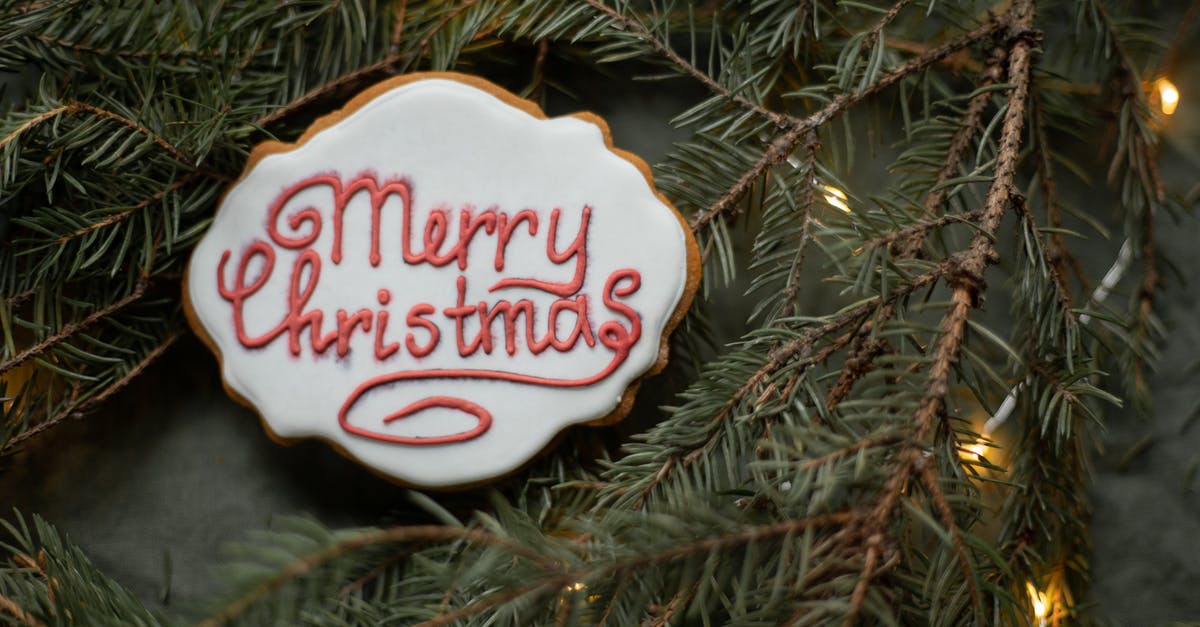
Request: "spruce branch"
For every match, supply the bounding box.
[0,280,147,376]
[200,524,558,627]
[1013,190,1075,318]
[53,173,203,246]
[579,0,796,129]
[0,593,42,627]
[254,0,480,129]
[626,259,952,509]
[917,50,1005,221]
[775,129,819,320]
[1031,89,1089,295]
[0,328,181,456]
[689,15,1007,233]
[849,0,1039,617]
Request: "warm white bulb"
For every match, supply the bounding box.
[1026,582,1048,619]
[1156,78,1179,115]
[959,439,988,462]
[821,184,851,213]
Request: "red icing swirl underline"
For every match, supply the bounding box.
[337,311,638,445]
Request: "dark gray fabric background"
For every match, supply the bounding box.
[2,39,1199,626]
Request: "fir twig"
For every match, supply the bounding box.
[690,16,1007,232]
[0,281,148,376]
[580,0,796,128]
[0,328,181,455]
[200,525,559,627]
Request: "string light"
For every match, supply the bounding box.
[1026,582,1049,626]
[958,438,988,462]
[820,184,852,213]
[1155,77,1179,115]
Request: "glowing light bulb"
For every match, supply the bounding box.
[959,439,988,462]
[1156,78,1179,115]
[821,184,851,213]
[1027,582,1049,624]
[568,582,586,591]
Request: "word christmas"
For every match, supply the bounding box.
[185,73,696,487]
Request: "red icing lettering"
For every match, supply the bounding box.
[456,209,498,269]
[444,276,483,357]
[336,309,373,358]
[405,303,440,358]
[216,241,283,347]
[490,206,590,297]
[547,296,597,351]
[479,299,537,356]
[494,209,538,270]
[218,172,651,447]
[374,289,400,360]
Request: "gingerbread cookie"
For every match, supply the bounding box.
[185,72,700,488]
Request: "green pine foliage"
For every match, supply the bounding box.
[0,0,1192,624]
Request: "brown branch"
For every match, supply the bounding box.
[861,210,984,253]
[1093,2,1166,400]
[690,17,1007,233]
[860,0,912,52]
[56,173,201,245]
[390,0,409,55]
[0,282,148,376]
[840,542,880,627]
[69,102,196,167]
[919,463,980,610]
[419,512,850,626]
[579,0,797,128]
[627,329,854,512]
[1135,197,1159,396]
[850,1,1038,619]
[885,37,979,73]
[689,125,808,232]
[907,0,1036,448]
[529,39,551,103]
[823,311,893,411]
[799,434,904,470]
[34,34,242,61]
[612,512,854,573]
[823,51,1007,409]
[0,105,72,153]
[596,574,632,626]
[0,102,196,168]
[778,129,820,319]
[641,578,699,627]
[1031,91,1090,295]
[918,49,1004,221]
[1,329,181,455]
[1012,187,1075,316]
[631,260,952,509]
[416,582,564,627]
